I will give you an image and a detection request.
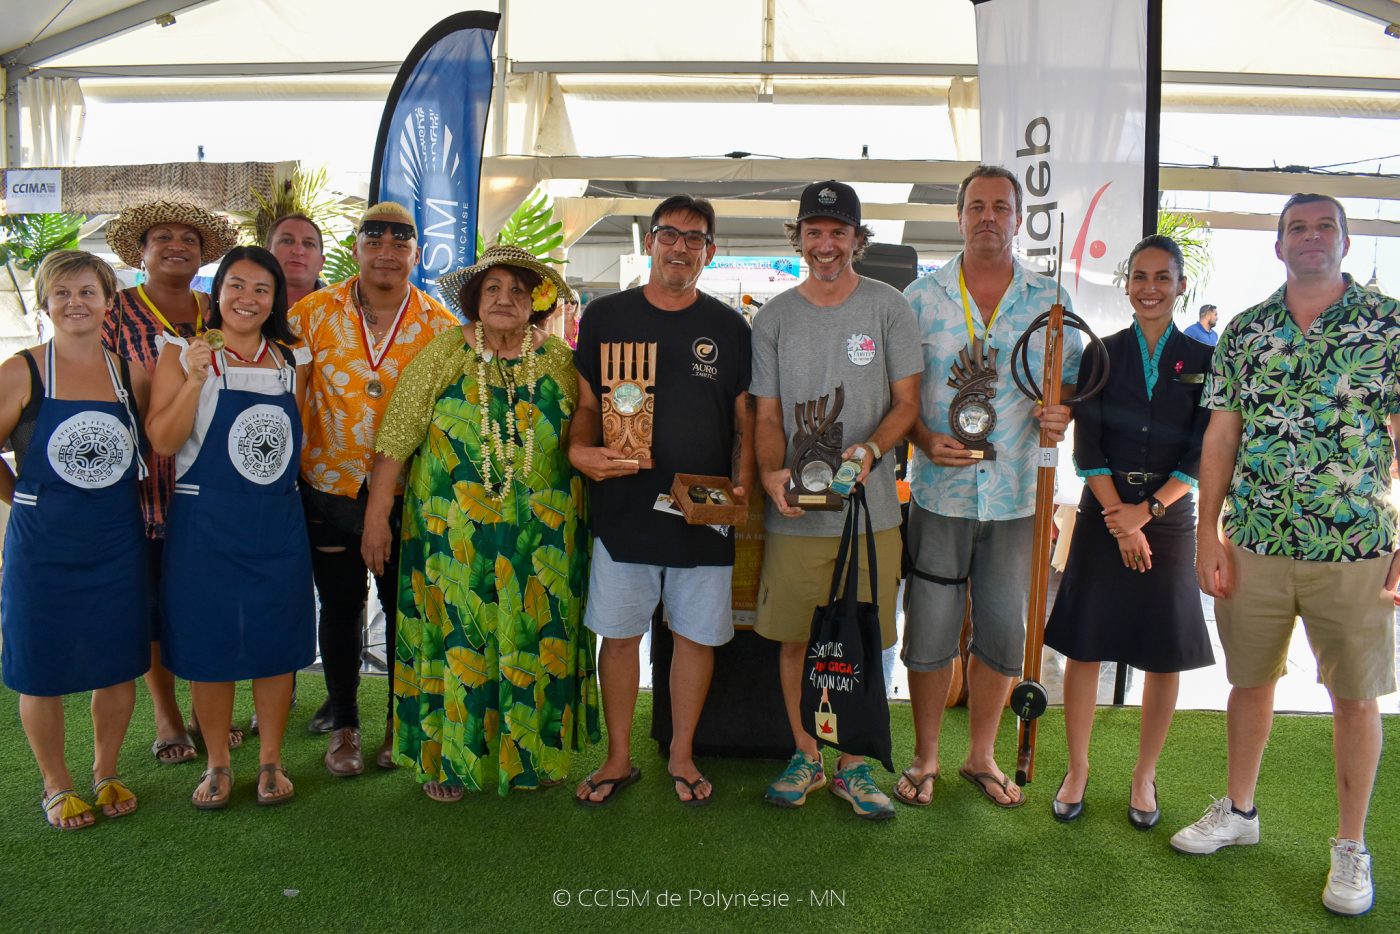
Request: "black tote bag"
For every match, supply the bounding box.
[799,484,893,771]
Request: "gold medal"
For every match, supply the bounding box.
[203,329,226,351]
[366,378,385,399]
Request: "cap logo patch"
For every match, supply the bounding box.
[818,188,838,205]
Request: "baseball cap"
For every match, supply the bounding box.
[796,180,861,227]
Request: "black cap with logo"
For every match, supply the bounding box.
[796,180,862,228]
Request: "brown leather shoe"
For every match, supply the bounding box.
[376,732,397,770]
[324,728,364,777]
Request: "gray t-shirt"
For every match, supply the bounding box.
[750,276,923,536]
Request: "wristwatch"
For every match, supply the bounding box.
[1148,496,1166,519]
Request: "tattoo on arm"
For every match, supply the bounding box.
[732,420,743,479]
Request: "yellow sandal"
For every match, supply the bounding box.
[93,777,138,819]
[42,789,95,831]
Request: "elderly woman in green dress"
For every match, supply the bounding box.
[362,246,599,800]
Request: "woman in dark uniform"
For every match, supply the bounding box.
[146,246,313,809]
[1044,235,1214,829]
[0,251,151,829]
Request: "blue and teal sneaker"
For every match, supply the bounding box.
[831,762,895,821]
[765,752,826,808]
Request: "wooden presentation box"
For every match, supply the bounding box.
[671,474,748,527]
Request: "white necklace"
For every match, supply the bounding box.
[476,321,537,501]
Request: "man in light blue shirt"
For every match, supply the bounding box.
[893,165,1081,810]
[1183,303,1218,346]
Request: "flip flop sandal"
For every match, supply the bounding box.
[187,718,245,750]
[42,789,95,831]
[423,781,465,803]
[256,764,294,806]
[576,767,642,808]
[92,777,138,819]
[151,734,197,765]
[192,767,235,811]
[893,768,939,807]
[669,772,716,812]
[958,765,1025,809]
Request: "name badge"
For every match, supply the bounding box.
[1177,373,1205,385]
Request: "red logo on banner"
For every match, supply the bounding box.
[1068,181,1113,290]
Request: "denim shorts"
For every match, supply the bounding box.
[583,538,735,647]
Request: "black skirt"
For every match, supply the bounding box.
[1044,482,1214,673]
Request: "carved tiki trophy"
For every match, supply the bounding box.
[786,384,845,510]
[601,341,657,468]
[947,337,998,460]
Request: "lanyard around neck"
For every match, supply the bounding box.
[136,284,202,336]
[959,265,1003,345]
[354,285,411,373]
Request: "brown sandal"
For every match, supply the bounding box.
[256,764,294,806]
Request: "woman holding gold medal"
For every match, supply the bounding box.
[103,200,241,764]
[362,246,599,799]
[146,246,314,809]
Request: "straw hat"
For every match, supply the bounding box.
[437,245,573,320]
[105,200,239,269]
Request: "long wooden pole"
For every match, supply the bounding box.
[1014,232,1067,788]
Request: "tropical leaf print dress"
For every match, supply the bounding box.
[376,331,599,794]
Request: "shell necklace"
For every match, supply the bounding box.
[476,321,537,501]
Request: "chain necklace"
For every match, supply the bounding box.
[475,321,538,502]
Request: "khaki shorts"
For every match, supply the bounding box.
[1215,545,1397,699]
[754,528,902,649]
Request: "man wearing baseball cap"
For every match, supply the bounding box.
[751,180,921,821]
[288,201,458,777]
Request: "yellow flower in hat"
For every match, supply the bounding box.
[531,279,559,312]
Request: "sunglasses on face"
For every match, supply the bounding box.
[651,225,712,250]
[359,220,416,241]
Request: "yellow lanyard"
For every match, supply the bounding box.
[136,284,202,336]
[959,265,1002,345]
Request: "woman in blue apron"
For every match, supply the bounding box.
[146,246,313,809]
[0,251,151,830]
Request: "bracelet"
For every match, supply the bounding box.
[863,440,882,462]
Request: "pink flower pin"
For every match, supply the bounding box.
[1174,360,1184,373]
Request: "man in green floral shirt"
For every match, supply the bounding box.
[1171,193,1399,917]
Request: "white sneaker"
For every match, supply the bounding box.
[1322,838,1373,916]
[1169,797,1261,855]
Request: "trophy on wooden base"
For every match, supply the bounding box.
[947,337,998,460]
[601,341,656,468]
[786,384,846,510]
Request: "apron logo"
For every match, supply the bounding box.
[47,412,133,489]
[846,333,876,366]
[228,404,293,485]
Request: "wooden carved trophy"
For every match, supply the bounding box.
[601,341,657,468]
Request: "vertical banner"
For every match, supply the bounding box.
[370,11,500,312]
[972,0,1160,337]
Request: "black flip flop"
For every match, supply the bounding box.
[893,768,939,807]
[576,767,641,807]
[670,773,715,807]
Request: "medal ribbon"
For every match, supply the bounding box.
[136,284,203,336]
[958,265,1003,346]
[211,337,269,377]
[355,285,411,377]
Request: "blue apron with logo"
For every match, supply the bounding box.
[160,350,314,681]
[1,345,150,696]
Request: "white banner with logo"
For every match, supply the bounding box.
[973,0,1153,338]
[4,169,62,214]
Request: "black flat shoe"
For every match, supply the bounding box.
[1128,781,1160,830]
[1052,773,1085,823]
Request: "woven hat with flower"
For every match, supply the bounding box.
[105,200,239,270]
[437,245,573,321]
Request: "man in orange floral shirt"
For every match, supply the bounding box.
[288,201,458,777]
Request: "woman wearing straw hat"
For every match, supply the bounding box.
[145,246,314,809]
[0,251,151,829]
[361,245,600,799]
[103,200,240,765]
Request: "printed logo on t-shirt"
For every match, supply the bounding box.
[46,411,134,489]
[227,403,294,485]
[691,336,720,380]
[846,333,876,366]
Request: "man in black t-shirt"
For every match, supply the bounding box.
[570,195,754,807]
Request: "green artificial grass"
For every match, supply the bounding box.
[0,678,1394,933]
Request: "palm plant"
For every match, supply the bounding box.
[0,212,87,315]
[1156,208,1213,312]
[231,165,356,247]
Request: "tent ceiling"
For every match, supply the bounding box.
[3,0,1397,91]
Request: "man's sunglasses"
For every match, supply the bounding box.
[651,225,712,250]
[359,220,416,241]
